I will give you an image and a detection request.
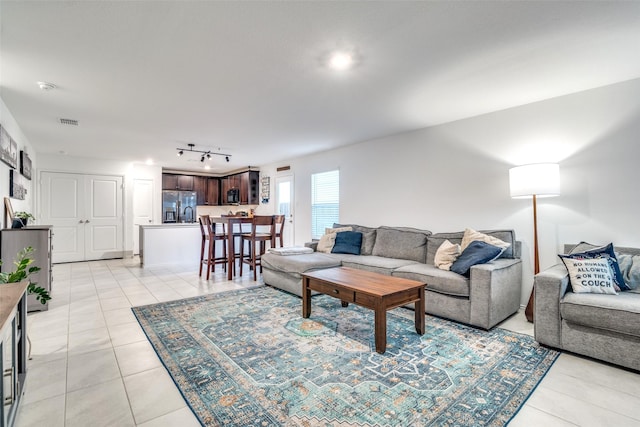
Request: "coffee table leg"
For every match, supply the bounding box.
[415,286,425,335]
[302,278,311,318]
[374,306,387,354]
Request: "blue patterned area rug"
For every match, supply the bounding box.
[132,286,558,426]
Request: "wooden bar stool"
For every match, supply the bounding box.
[239,215,275,281]
[274,214,285,248]
[198,215,227,280]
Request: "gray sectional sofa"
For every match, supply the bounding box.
[261,224,523,329]
[534,244,640,371]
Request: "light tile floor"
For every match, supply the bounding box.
[15,258,640,427]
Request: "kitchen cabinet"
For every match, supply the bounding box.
[240,171,260,205]
[206,178,220,205]
[162,174,194,191]
[0,281,28,427]
[162,174,178,190]
[193,176,207,205]
[177,175,194,191]
[221,172,259,205]
[0,227,53,312]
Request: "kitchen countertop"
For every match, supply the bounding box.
[140,223,199,228]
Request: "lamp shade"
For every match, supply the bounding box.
[509,163,560,198]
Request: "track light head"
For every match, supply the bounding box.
[200,155,205,162]
[206,153,211,160]
[177,150,183,156]
[225,156,230,162]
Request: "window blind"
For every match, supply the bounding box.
[311,170,339,239]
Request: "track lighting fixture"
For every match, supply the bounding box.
[175,143,232,162]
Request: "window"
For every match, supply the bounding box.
[311,170,339,239]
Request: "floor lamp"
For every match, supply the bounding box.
[509,163,560,323]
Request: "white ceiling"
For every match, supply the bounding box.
[2,1,640,173]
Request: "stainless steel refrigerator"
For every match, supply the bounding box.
[162,191,197,223]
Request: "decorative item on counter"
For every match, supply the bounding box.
[12,211,35,228]
[249,209,255,218]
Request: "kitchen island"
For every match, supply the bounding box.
[139,224,203,269]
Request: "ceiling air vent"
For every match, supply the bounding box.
[59,118,78,126]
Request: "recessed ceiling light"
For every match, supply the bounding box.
[329,51,354,71]
[204,165,211,170]
[145,159,153,165]
[37,81,56,91]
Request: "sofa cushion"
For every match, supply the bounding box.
[617,253,640,289]
[371,226,430,263]
[327,254,417,276]
[559,256,618,295]
[331,231,363,255]
[333,223,378,255]
[561,292,640,338]
[317,226,352,253]
[567,242,629,291]
[434,240,461,270]
[393,263,470,297]
[450,241,505,276]
[460,228,511,253]
[261,252,341,278]
[427,229,516,264]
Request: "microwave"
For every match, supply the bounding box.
[227,188,240,204]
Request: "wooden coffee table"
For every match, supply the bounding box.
[301,267,426,354]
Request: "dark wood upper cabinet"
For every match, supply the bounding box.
[239,171,259,205]
[162,174,194,191]
[193,176,207,205]
[176,175,194,191]
[163,171,257,205]
[162,174,178,190]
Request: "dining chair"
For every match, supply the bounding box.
[222,215,253,276]
[198,215,227,280]
[273,214,285,248]
[239,215,275,281]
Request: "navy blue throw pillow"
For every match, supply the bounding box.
[450,241,504,276]
[331,231,363,255]
[565,243,630,291]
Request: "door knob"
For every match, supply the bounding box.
[78,220,84,224]
[85,220,90,224]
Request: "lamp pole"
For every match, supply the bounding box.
[524,194,539,323]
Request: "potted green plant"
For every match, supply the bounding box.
[12,212,35,229]
[0,247,51,304]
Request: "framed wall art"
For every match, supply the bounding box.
[0,125,18,169]
[9,170,26,200]
[20,151,32,180]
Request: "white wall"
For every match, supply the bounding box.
[36,153,163,256]
[0,97,36,226]
[261,78,640,306]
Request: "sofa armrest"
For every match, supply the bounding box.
[468,258,523,329]
[534,263,570,348]
[304,241,319,251]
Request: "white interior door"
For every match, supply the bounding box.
[41,172,85,263]
[40,172,123,263]
[276,174,294,247]
[132,178,154,255]
[84,175,123,260]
